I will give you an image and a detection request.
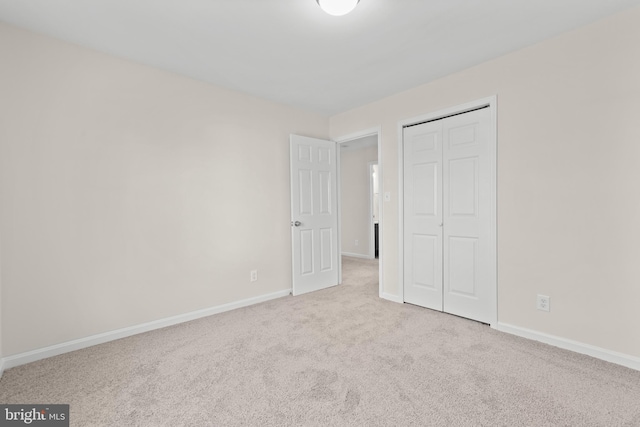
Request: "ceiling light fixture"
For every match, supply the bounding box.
[316,0,360,16]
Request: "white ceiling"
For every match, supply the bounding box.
[1,0,639,115]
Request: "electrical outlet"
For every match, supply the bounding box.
[355,239,359,246]
[250,270,258,282]
[537,295,550,312]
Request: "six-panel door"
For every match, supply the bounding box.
[290,134,339,296]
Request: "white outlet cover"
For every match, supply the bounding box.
[536,295,550,312]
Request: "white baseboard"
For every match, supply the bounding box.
[497,322,640,372]
[381,292,403,304]
[0,357,5,379]
[1,289,291,372]
[341,252,372,259]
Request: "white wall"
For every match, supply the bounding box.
[0,24,328,356]
[330,7,640,358]
[340,145,378,257]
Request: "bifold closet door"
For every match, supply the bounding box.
[442,108,492,323]
[403,119,444,311]
[403,107,493,324]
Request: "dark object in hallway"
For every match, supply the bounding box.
[375,223,379,259]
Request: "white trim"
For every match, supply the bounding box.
[381,292,403,304]
[397,119,405,303]
[497,322,640,372]
[1,289,290,371]
[336,139,343,285]
[377,132,383,300]
[397,96,498,326]
[0,357,5,379]
[334,127,380,144]
[342,252,372,259]
[334,127,383,299]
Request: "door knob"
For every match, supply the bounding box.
[292,221,302,227]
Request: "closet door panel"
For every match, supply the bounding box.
[443,108,492,324]
[403,122,443,311]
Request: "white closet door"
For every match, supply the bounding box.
[403,107,493,324]
[442,107,492,323]
[403,120,443,311]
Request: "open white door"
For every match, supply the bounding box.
[290,134,339,296]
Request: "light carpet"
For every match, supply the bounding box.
[1,256,639,426]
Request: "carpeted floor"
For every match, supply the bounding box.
[1,256,639,426]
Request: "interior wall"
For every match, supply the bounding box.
[0,23,328,356]
[340,144,378,257]
[329,6,640,358]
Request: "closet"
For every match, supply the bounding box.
[403,106,494,324]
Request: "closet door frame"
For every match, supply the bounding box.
[397,96,498,327]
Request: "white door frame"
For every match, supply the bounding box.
[397,96,498,327]
[334,127,383,297]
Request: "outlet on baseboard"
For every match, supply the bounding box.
[537,295,550,312]
[250,270,258,282]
